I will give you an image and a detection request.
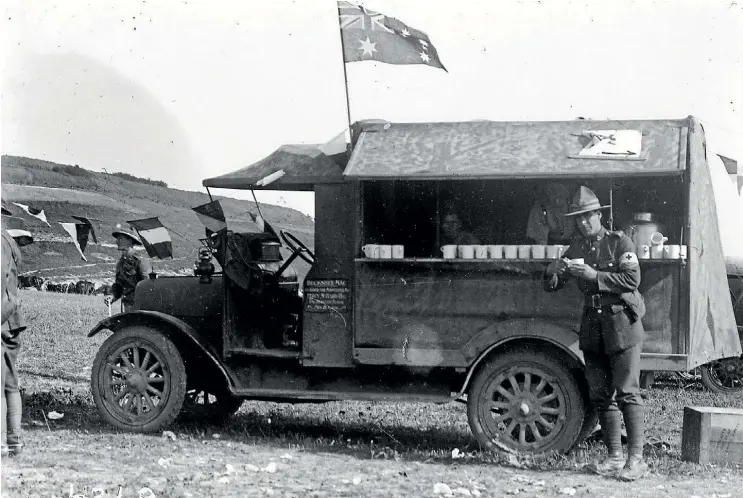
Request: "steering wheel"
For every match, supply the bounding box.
[280,230,315,265]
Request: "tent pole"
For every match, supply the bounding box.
[251,190,264,220]
[608,180,614,231]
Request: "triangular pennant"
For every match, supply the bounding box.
[12,202,51,227]
[59,222,88,261]
[192,200,227,233]
[248,212,278,238]
[71,216,98,244]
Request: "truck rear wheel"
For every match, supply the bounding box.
[91,326,187,432]
[467,347,585,454]
[700,356,743,393]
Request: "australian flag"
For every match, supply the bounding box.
[128,217,173,259]
[338,1,446,71]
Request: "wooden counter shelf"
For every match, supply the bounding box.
[355,258,685,265]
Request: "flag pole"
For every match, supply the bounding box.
[336,2,354,146]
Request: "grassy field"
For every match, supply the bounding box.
[2,291,742,497]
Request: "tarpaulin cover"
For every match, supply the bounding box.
[344,118,690,179]
[686,118,742,369]
[203,144,346,191]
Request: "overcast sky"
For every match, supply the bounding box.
[2,0,741,217]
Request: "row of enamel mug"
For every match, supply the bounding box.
[441,245,569,260]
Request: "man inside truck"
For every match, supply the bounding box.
[543,186,648,481]
[440,209,480,246]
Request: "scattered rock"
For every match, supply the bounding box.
[434,483,453,496]
[472,490,482,497]
[453,488,472,496]
[280,454,293,460]
[245,464,260,472]
[47,411,64,420]
[161,431,177,441]
[157,458,170,468]
[505,489,520,495]
[352,477,362,485]
[225,464,235,474]
[560,488,577,496]
[452,448,463,459]
[218,477,229,484]
[263,462,277,473]
[212,433,221,439]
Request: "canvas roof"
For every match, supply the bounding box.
[203,144,346,191]
[344,118,692,179]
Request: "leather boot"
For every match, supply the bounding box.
[618,455,649,481]
[586,409,624,475]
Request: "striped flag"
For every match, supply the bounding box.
[192,200,227,233]
[12,202,51,227]
[128,217,173,259]
[59,222,89,261]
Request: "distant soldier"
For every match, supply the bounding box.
[104,226,152,313]
[2,208,33,457]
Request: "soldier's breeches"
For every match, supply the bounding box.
[583,343,643,411]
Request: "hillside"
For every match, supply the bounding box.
[1,155,315,283]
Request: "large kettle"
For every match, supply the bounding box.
[622,212,666,248]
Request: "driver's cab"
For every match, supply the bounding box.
[205,226,312,356]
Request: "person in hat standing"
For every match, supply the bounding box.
[104,225,152,313]
[543,186,648,481]
[1,206,33,456]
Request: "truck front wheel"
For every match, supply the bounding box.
[467,347,585,454]
[91,326,187,432]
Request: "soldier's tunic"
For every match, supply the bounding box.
[111,254,151,312]
[2,230,26,392]
[544,227,646,410]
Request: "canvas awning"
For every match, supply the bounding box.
[343,118,691,179]
[203,144,346,191]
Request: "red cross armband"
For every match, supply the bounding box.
[618,252,640,270]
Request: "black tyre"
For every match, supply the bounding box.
[467,347,586,454]
[91,326,187,432]
[700,356,743,393]
[179,389,243,424]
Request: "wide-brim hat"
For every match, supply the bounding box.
[3,216,34,246]
[112,225,142,245]
[564,186,611,217]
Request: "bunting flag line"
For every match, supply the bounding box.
[192,200,228,234]
[3,215,34,247]
[71,216,98,244]
[128,217,173,259]
[338,1,447,71]
[59,222,89,261]
[12,202,52,227]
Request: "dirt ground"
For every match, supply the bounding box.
[2,398,742,498]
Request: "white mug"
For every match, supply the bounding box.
[570,258,585,265]
[475,245,488,259]
[650,245,664,259]
[362,244,379,258]
[458,245,475,259]
[531,245,546,259]
[650,232,668,246]
[679,245,687,259]
[546,245,562,259]
[379,245,392,259]
[442,245,457,259]
[504,245,518,259]
[663,245,680,259]
[488,245,503,259]
[638,245,650,259]
[392,245,404,259]
[518,245,531,260]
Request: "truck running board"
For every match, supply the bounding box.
[224,347,307,359]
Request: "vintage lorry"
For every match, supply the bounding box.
[88,115,741,455]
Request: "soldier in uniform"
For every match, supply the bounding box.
[104,226,152,313]
[2,208,33,456]
[543,186,648,481]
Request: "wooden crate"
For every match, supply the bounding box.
[681,406,743,464]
